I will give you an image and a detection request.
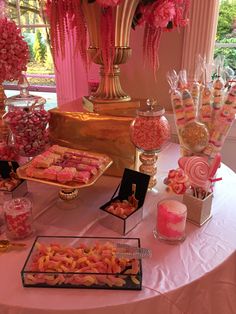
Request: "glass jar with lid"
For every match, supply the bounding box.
[130,99,170,188]
[3,75,50,157]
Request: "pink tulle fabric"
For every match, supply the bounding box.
[0,18,29,84]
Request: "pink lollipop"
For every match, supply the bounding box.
[178,156,211,190]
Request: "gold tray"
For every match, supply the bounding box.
[17,148,113,190]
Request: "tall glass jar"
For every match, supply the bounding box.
[130,99,170,188]
[4,76,50,157]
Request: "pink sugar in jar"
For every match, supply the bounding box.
[4,197,34,240]
[130,99,170,189]
[155,199,187,243]
[130,100,170,153]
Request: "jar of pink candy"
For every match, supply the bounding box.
[3,76,50,157]
[3,197,34,240]
[130,99,170,189]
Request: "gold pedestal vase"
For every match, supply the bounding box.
[81,0,139,106]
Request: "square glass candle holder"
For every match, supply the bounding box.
[100,168,150,235]
[183,192,213,226]
[21,236,142,290]
[0,160,28,204]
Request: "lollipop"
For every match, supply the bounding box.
[178,154,221,192]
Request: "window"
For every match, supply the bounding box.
[5,0,56,94]
[214,0,236,73]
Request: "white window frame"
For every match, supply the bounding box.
[4,0,56,93]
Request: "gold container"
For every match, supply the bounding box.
[49,109,136,177]
[183,193,213,226]
[81,0,139,103]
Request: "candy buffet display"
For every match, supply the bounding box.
[21,236,142,290]
[4,76,50,157]
[130,99,170,188]
[154,199,187,243]
[4,197,33,240]
[100,168,150,235]
[17,145,113,189]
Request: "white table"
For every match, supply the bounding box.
[0,143,236,314]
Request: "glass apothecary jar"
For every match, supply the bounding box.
[130,99,170,189]
[3,76,50,157]
[4,197,34,240]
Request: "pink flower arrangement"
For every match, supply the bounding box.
[0,18,29,84]
[45,0,190,74]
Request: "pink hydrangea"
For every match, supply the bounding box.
[149,0,176,29]
[96,0,122,7]
[0,18,29,84]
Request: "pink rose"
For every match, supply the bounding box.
[149,0,176,29]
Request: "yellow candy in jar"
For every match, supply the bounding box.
[181,121,209,153]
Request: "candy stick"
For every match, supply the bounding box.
[179,70,197,122]
[203,85,236,157]
[167,71,186,132]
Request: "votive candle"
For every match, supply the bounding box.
[156,199,187,243]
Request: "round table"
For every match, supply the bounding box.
[0,143,236,314]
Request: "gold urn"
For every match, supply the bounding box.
[82,0,139,103]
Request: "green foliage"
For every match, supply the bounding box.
[217,0,236,40]
[44,44,54,71]
[214,38,236,69]
[33,30,46,64]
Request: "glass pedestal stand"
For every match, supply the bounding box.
[138,151,158,190]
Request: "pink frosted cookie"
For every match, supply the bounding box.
[32,155,54,169]
[48,145,68,156]
[26,167,45,179]
[43,166,62,181]
[57,167,77,183]
[74,171,91,183]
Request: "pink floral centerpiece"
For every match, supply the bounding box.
[0,18,29,84]
[45,0,190,73]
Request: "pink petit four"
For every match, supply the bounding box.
[57,167,77,183]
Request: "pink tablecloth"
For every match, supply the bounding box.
[0,143,236,314]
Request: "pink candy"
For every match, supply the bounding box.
[4,108,50,157]
[4,197,33,240]
[130,116,170,151]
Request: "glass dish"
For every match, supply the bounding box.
[21,236,142,290]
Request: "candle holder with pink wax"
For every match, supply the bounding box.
[154,199,187,243]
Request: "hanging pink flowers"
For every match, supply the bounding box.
[136,0,190,72]
[0,18,29,84]
[46,0,190,75]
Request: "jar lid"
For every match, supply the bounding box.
[5,75,46,108]
[137,99,165,117]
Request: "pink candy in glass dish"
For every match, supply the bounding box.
[154,199,187,243]
[4,197,34,240]
[3,75,50,157]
